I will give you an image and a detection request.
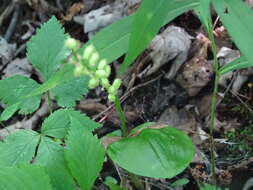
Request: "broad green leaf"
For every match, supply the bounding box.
[27,16,69,80]
[219,56,251,75]
[80,14,135,66]
[65,118,105,190]
[36,136,75,190]
[107,127,195,178]
[171,178,190,187]
[212,0,253,70]
[0,130,40,167]
[51,76,89,107]
[195,0,212,31]
[119,0,200,75]
[41,109,101,138]
[0,165,53,190]
[0,75,41,120]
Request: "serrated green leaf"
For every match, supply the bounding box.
[0,130,40,167]
[41,109,101,139]
[28,64,75,97]
[36,136,75,190]
[212,0,253,70]
[0,103,20,121]
[65,117,105,190]
[27,16,69,80]
[51,75,89,107]
[107,127,195,178]
[0,75,41,120]
[0,165,53,190]
[119,0,200,75]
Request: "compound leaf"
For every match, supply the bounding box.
[65,118,105,190]
[0,130,40,167]
[27,16,69,80]
[0,75,41,120]
[41,109,101,139]
[107,127,195,178]
[119,0,199,75]
[0,165,53,190]
[36,136,75,190]
[213,0,253,69]
[51,75,89,107]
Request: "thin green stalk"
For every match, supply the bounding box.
[114,95,144,189]
[114,95,128,137]
[207,28,220,184]
[0,121,5,128]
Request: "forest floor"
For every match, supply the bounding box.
[0,0,252,190]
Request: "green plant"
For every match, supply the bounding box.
[199,183,229,190]
[0,0,253,189]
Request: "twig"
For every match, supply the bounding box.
[4,2,20,42]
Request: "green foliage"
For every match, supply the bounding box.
[212,0,253,74]
[65,118,105,190]
[0,75,41,120]
[0,17,89,121]
[27,16,69,81]
[0,130,40,167]
[171,178,190,187]
[104,177,126,190]
[36,136,76,190]
[107,127,195,178]
[119,0,200,75]
[0,165,53,190]
[200,183,229,190]
[41,109,101,139]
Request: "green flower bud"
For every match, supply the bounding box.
[88,77,99,89]
[100,78,110,89]
[108,94,116,102]
[82,45,95,60]
[108,86,117,95]
[95,70,107,78]
[104,65,111,77]
[88,53,99,69]
[98,60,107,70]
[65,37,80,51]
[112,78,122,89]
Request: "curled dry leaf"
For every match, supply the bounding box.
[60,2,84,23]
[218,47,253,93]
[140,26,192,79]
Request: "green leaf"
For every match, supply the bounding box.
[219,55,251,75]
[212,0,253,70]
[119,0,200,75]
[27,16,69,80]
[199,183,228,190]
[51,76,89,107]
[0,75,41,120]
[0,130,40,167]
[41,109,101,139]
[0,103,20,121]
[36,136,75,190]
[0,165,53,190]
[171,178,189,187]
[107,127,195,178]
[104,177,126,190]
[28,64,75,97]
[80,14,134,66]
[65,117,105,190]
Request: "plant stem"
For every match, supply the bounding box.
[0,121,5,128]
[47,92,52,114]
[208,28,220,183]
[114,95,128,137]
